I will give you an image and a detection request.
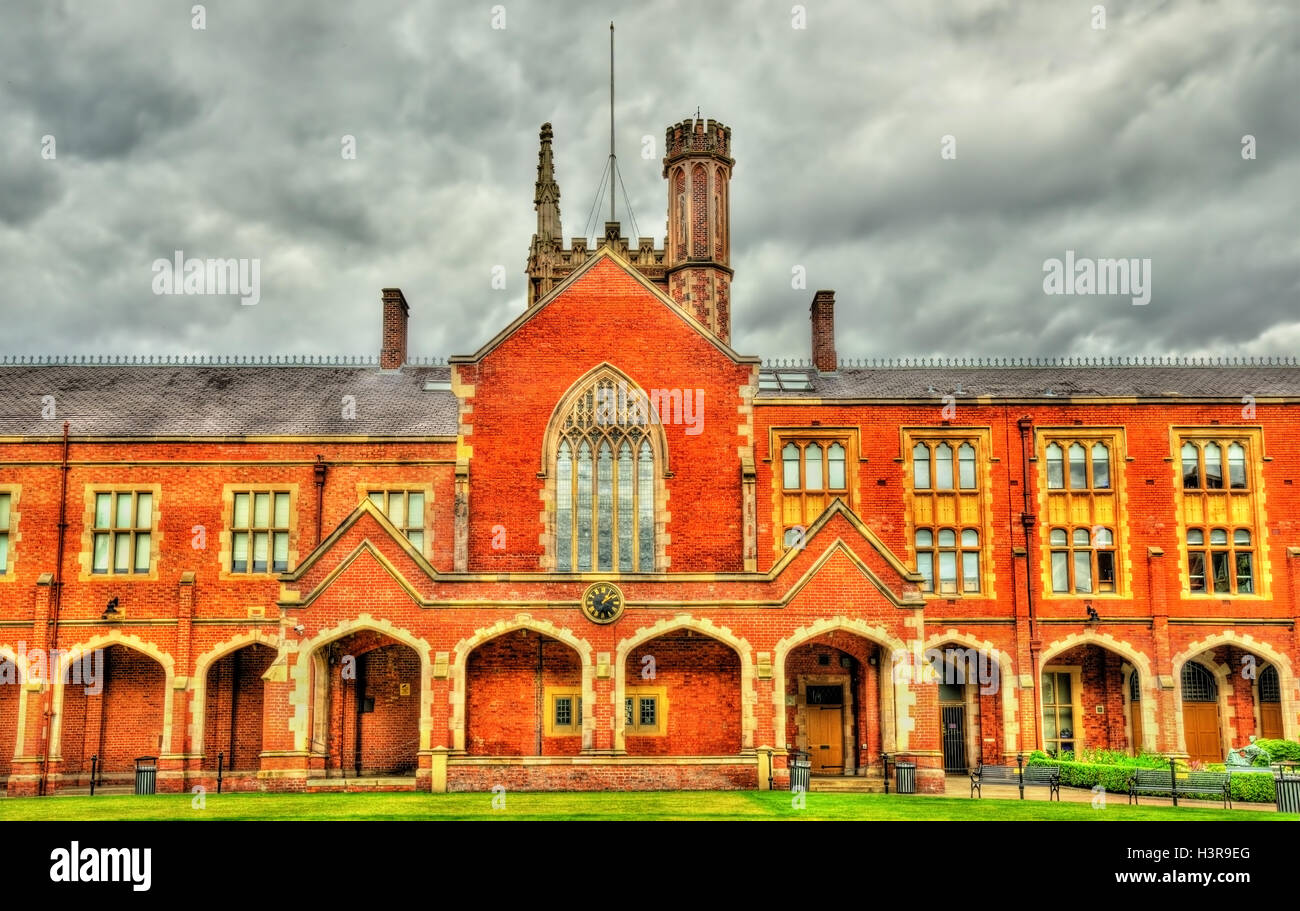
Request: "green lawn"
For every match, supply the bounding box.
[0,790,1285,821]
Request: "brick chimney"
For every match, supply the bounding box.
[380,287,409,369]
[810,290,837,373]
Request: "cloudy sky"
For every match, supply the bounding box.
[1,0,1296,362]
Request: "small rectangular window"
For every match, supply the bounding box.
[231,490,292,573]
[91,491,153,575]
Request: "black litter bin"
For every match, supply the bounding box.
[895,759,917,794]
[1276,766,1300,815]
[134,756,157,795]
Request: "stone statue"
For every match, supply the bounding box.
[1226,735,1270,768]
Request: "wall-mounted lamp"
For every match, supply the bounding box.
[101,597,121,622]
[1085,602,1100,622]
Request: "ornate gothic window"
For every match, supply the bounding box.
[551,372,661,572]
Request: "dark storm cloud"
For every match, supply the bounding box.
[0,0,1296,361]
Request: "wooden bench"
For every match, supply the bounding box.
[1127,768,1232,808]
[970,763,1060,800]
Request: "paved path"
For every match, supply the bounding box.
[931,773,1279,812]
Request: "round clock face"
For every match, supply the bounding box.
[581,582,624,624]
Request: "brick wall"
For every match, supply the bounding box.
[466,635,581,756]
[624,636,741,756]
[203,644,276,770]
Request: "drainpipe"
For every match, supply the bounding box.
[313,455,328,545]
[38,421,71,796]
[1016,416,1040,754]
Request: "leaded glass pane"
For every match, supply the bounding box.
[113,533,130,572]
[1204,443,1223,489]
[1228,443,1246,489]
[913,444,930,489]
[273,532,289,572]
[1046,444,1064,489]
[782,444,800,489]
[637,441,654,572]
[253,492,270,527]
[935,443,953,489]
[93,532,109,573]
[597,443,613,572]
[828,443,846,489]
[804,444,823,491]
[114,494,132,528]
[618,442,633,573]
[1181,442,1200,488]
[958,443,976,489]
[274,492,289,527]
[577,442,592,571]
[95,493,112,528]
[1051,551,1069,592]
[556,442,572,571]
[1091,443,1110,488]
[135,492,152,528]
[1074,550,1092,593]
[134,532,150,572]
[1235,553,1253,593]
[232,532,248,572]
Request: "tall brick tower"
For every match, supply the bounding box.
[663,117,734,343]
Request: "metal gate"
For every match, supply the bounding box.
[941,705,967,773]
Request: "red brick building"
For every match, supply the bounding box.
[1,116,1297,797]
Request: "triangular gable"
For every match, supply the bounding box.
[277,497,438,608]
[766,498,925,608]
[449,248,759,366]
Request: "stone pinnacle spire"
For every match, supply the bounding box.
[534,122,561,243]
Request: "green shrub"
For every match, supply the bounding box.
[1025,754,1279,802]
[1230,773,1275,804]
[1256,739,1300,764]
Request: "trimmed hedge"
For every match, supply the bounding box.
[1026,748,1294,803]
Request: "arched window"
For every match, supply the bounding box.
[552,374,660,572]
[913,443,931,489]
[1091,442,1111,488]
[1259,665,1280,703]
[935,443,954,489]
[1068,443,1087,489]
[1181,663,1218,703]
[1046,443,1064,489]
[957,443,976,489]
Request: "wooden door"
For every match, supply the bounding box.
[1183,703,1221,765]
[1261,704,1283,741]
[808,707,843,773]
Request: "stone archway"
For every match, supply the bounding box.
[1038,631,1158,755]
[615,615,754,753]
[451,615,593,753]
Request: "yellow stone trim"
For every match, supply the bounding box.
[76,483,164,582]
[1168,427,1270,599]
[1034,428,1131,597]
[767,427,861,562]
[899,427,996,600]
[0,484,19,582]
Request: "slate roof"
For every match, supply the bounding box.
[2,357,1298,439]
[0,364,459,436]
[755,361,1300,400]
